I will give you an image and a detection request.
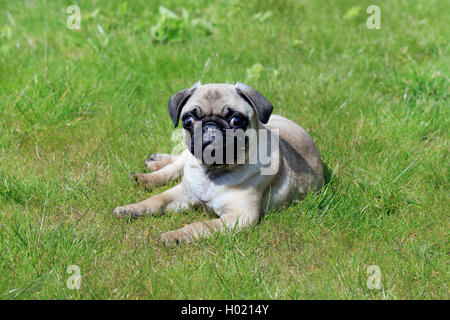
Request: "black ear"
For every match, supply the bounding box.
[168,82,201,127]
[235,82,273,124]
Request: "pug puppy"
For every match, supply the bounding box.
[113,82,324,244]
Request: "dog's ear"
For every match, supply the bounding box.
[235,82,273,124]
[168,82,201,127]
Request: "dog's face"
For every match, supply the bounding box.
[168,83,273,165]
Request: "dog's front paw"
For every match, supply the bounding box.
[129,172,154,190]
[129,172,144,184]
[161,229,193,245]
[112,205,145,218]
[145,154,160,171]
[145,153,172,171]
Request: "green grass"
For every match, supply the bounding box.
[0,0,448,299]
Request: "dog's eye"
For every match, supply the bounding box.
[182,116,195,128]
[230,116,244,127]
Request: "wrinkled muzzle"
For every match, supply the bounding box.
[201,122,223,149]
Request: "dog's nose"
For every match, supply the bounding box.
[202,122,220,148]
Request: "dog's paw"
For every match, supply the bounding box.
[129,172,143,184]
[160,229,193,245]
[128,172,154,190]
[112,205,144,218]
[145,153,172,171]
[144,154,159,171]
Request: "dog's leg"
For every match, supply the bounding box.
[160,201,260,244]
[113,184,191,218]
[130,154,185,189]
[145,153,178,171]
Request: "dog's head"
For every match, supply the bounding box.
[168,82,273,165]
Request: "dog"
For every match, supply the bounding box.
[113,82,324,244]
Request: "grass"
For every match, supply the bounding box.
[0,0,448,299]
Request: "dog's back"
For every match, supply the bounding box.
[264,114,324,204]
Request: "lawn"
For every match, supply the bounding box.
[0,0,448,299]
